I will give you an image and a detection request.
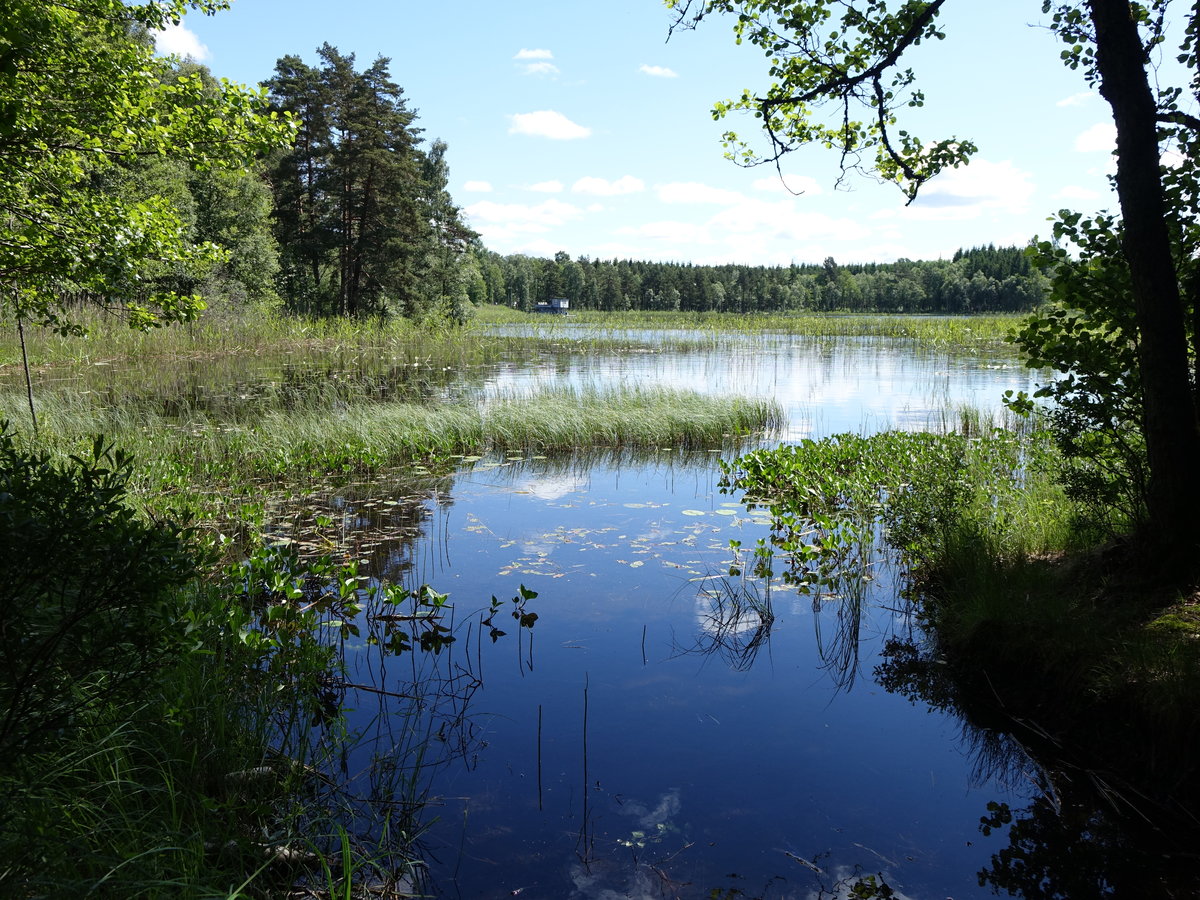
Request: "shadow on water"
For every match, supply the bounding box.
[877,635,1200,899]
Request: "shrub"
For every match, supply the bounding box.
[0,425,197,756]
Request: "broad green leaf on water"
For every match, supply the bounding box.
[682,510,707,516]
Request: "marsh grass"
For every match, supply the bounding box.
[0,306,1022,382]
[473,304,1022,348]
[0,385,782,526]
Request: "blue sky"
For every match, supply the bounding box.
[158,1,1128,266]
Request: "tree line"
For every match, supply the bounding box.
[474,244,1046,314]
[2,5,1046,332]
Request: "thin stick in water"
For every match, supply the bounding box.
[16,313,37,436]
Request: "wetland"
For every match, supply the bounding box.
[3,312,1189,899]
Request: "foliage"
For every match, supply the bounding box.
[266,46,475,319]
[0,0,291,332]
[720,426,1070,595]
[1006,212,1152,535]
[0,425,197,756]
[478,244,1045,314]
[665,0,972,199]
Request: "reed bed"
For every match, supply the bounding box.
[0,385,783,515]
[0,305,1024,378]
[473,305,1024,348]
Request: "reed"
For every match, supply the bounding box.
[0,306,1024,379]
[472,304,1023,348]
[0,385,782,525]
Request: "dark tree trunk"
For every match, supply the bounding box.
[1088,0,1200,568]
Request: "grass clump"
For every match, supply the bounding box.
[0,385,782,523]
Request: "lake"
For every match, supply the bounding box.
[277,327,1064,899]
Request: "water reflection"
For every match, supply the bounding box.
[236,333,1062,897]
[267,451,1002,897]
[682,575,777,671]
[876,637,1200,898]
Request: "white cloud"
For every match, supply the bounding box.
[1057,90,1097,107]
[639,64,678,78]
[153,22,210,60]
[521,62,560,76]
[572,175,645,196]
[614,194,867,265]
[617,221,714,245]
[527,180,564,193]
[462,180,493,193]
[463,198,584,235]
[902,159,1036,217]
[509,111,591,140]
[656,181,745,205]
[751,174,823,196]
[710,199,870,242]
[857,242,918,263]
[580,241,651,261]
[514,48,554,60]
[1053,184,1102,202]
[1075,122,1117,153]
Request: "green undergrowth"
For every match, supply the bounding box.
[0,429,455,896]
[722,425,1200,819]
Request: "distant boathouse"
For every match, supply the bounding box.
[533,297,570,315]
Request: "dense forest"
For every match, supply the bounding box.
[473,244,1045,314]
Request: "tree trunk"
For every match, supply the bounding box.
[1088,0,1200,568]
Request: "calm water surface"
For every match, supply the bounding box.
[294,332,1046,899]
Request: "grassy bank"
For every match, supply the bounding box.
[0,428,408,898]
[721,422,1200,861]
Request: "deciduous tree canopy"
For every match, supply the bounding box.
[0,0,290,332]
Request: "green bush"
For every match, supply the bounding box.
[0,425,197,756]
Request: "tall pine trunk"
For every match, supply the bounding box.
[1088,0,1200,568]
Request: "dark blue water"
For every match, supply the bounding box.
[309,333,1044,898]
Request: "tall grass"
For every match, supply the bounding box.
[0,383,780,484]
[473,304,1023,348]
[0,305,1024,378]
[1,583,288,897]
